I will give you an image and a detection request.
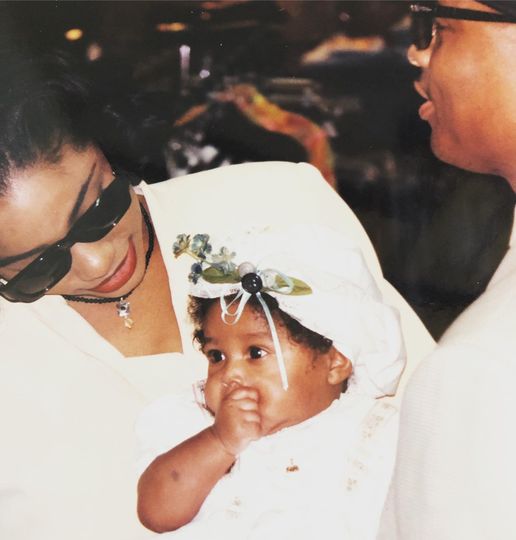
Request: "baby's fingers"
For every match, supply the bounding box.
[238,412,262,442]
[225,385,259,402]
[241,410,261,426]
[234,397,260,412]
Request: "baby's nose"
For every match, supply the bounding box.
[221,379,243,393]
[221,359,247,388]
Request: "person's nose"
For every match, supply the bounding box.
[407,43,431,69]
[69,239,117,282]
[221,357,247,389]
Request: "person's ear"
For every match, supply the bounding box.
[326,348,352,386]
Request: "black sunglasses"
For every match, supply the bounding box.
[410,3,516,50]
[0,169,133,303]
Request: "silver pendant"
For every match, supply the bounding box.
[116,299,134,329]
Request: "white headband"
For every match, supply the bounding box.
[174,224,406,398]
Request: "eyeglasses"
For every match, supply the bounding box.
[0,169,133,303]
[410,3,516,50]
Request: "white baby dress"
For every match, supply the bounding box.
[136,389,398,540]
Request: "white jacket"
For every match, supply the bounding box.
[379,207,516,540]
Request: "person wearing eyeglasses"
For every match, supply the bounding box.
[0,50,434,540]
[378,2,516,539]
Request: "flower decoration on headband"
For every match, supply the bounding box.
[173,233,312,295]
[174,233,313,391]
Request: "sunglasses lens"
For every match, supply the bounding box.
[1,248,72,303]
[69,172,132,244]
[411,12,433,50]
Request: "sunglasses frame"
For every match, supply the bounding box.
[0,168,133,303]
[410,3,516,50]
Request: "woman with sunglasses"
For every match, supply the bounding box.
[0,50,434,539]
[379,2,516,539]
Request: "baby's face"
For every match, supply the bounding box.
[201,301,343,436]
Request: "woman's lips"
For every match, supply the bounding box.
[91,240,137,294]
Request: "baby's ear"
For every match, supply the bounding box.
[327,348,352,386]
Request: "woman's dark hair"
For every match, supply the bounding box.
[0,49,95,194]
[0,48,172,194]
[188,292,333,354]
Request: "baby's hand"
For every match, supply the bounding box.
[211,385,262,456]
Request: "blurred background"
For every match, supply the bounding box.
[1,0,513,338]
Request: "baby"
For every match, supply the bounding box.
[136,225,405,539]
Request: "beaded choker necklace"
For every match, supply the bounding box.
[63,203,154,329]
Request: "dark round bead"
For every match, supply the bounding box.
[241,272,263,294]
[191,263,203,274]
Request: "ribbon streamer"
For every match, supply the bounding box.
[219,282,289,391]
[256,292,289,391]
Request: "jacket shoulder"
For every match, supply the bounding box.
[149,161,328,199]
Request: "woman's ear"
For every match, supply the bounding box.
[326,348,352,386]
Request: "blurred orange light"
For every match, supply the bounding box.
[156,22,187,32]
[65,28,83,41]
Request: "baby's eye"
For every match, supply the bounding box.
[249,346,267,360]
[206,349,225,364]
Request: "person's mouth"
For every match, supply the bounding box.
[91,240,137,294]
[414,81,434,121]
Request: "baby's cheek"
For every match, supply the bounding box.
[204,380,221,416]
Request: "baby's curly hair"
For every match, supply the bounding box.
[188,292,333,354]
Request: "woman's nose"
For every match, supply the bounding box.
[407,43,431,69]
[69,239,116,282]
